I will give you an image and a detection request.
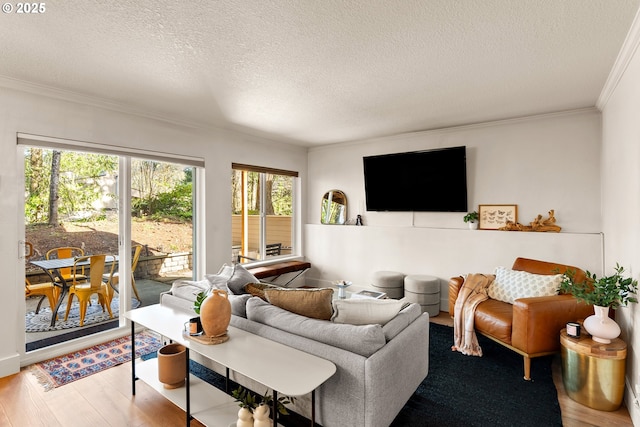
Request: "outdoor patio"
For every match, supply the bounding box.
[24,274,189,351]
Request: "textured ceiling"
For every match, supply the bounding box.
[1,0,638,146]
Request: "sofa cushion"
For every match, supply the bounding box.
[475,299,513,344]
[246,297,386,357]
[264,288,334,320]
[229,294,252,318]
[331,299,406,325]
[170,279,210,302]
[224,263,260,295]
[382,302,422,341]
[488,267,562,304]
[244,282,280,300]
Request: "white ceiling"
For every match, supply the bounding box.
[1,1,638,147]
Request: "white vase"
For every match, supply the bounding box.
[468,221,478,230]
[253,404,272,427]
[583,305,621,344]
[236,407,254,427]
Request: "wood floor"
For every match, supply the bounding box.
[0,314,634,427]
[0,361,206,427]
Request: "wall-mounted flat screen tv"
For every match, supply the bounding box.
[363,146,467,212]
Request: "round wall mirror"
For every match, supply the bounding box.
[321,190,347,225]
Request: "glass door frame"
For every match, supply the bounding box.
[19,134,204,360]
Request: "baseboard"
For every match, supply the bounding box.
[0,353,20,378]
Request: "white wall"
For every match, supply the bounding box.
[601,12,640,424]
[305,110,604,298]
[308,110,602,231]
[305,224,602,295]
[0,87,307,377]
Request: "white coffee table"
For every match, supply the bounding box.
[125,304,336,427]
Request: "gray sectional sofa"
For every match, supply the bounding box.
[160,277,430,427]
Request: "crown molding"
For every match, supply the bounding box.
[309,107,599,152]
[597,8,640,110]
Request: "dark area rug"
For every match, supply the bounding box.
[145,323,561,427]
[389,323,562,427]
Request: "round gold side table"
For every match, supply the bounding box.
[560,328,627,411]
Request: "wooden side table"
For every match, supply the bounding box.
[560,328,627,411]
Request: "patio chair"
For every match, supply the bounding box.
[103,244,142,303]
[236,242,282,262]
[25,242,59,319]
[46,246,87,284]
[64,254,115,326]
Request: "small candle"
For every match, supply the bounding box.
[566,322,581,338]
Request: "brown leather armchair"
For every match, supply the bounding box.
[448,257,593,380]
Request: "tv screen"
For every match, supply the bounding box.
[363,146,468,212]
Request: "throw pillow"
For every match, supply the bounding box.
[244,282,280,300]
[264,288,334,320]
[204,275,230,293]
[204,264,235,292]
[331,299,406,325]
[169,279,211,301]
[488,266,562,304]
[225,263,260,295]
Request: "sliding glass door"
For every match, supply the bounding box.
[22,144,197,351]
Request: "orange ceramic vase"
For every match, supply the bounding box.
[200,289,232,337]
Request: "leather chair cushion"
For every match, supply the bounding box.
[474,299,513,344]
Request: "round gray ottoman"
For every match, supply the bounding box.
[371,271,405,299]
[404,275,440,316]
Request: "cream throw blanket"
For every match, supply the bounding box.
[452,273,495,357]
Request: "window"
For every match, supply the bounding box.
[232,163,297,264]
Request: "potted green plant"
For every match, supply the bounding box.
[463,211,479,230]
[254,390,295,427]
[231,386,295,427]
[559,263,638,343]
[185,290,208,336]
[232,386,257,427]
[193,290,208,314]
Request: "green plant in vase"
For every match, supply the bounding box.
[232,386,257,427]
[463,211,479,229]
[259,390,295,415]
[558,263,638,309]
[193,290,208,314]
[558,263,638,343]
[254,390,295,427]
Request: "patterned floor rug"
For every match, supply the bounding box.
[25,297,140,332]
[30,331,162,390]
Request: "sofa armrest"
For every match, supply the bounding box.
[511,295,593,354]
[448,276,464,316]
[365,313,429,427]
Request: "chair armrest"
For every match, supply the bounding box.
[448,276,464,317]
[512,295,593,354]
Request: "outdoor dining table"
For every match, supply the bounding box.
[30,255,116,327]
